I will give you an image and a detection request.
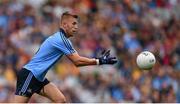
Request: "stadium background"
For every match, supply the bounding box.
[0,0,180,103]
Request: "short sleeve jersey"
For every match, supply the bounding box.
[24,29,76,81]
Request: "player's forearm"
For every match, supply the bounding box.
[74,56,98,67]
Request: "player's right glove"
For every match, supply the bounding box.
[96,50,117,65]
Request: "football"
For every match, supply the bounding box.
[136,51,156,70]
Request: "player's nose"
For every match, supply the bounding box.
[74,25,78,29]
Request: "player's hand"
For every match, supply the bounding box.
[97,50,117,65]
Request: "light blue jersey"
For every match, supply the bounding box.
[24,29,76,81]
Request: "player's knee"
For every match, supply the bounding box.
[54,96,66,103]
[61,97,66,103]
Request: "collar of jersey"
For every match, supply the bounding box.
[59,28,68,38]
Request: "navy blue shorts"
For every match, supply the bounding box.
[15,68,50,97]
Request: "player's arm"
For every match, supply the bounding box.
[67,50,117,67]
[67,52,97,66]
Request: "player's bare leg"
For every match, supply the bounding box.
[39,82,66,103]
[13,95,30,103]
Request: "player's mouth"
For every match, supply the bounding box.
[73,30,78,34]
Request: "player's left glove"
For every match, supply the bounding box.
[96,50,117,65]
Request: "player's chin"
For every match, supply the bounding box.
[69,33,75,37]
[69,34,74,37]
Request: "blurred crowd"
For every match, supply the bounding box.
[0,0,180,103]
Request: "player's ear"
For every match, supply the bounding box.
[61,22,68,29]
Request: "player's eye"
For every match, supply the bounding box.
[72,22,77,25]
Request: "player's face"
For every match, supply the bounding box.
[66,17,78,37]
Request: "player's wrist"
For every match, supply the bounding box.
[95,59,100,65]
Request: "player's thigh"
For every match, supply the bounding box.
[13,95,30,103]
[39,82,66,103]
